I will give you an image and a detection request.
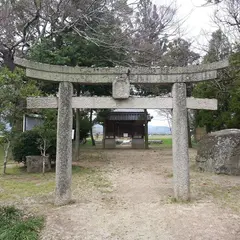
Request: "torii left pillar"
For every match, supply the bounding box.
[55,82,73,205]
[172,83,190,201]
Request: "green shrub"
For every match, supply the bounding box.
[12,130,41,163]
[12,130,56,163]
[0,206,44,240]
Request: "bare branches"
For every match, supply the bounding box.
[0,0,181,70]
[156,109,172,133]
[11,9,40,51]
[0,0,112,67]
[213,0,240,41]
[129,0,178,66]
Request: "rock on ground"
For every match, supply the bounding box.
[26,155,51,173]
[196,129,240,175]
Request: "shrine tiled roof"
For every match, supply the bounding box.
[107,110,152,121]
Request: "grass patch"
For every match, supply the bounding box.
[72,165,93,174]
[93,175,112,189]
[166,196,191,204]
[194,181,240,212]
[0,206,44,240]
[149,135,172,148]
[0,175,55,201]
[190,163,240,212]
[0,163,111,202]
[0,166,55,201]
[161,138,172,147]
[149,135,172,140]
[149,139,172,148]
[0,150,111,203]
[0,166,93,201]
[80,139,99,149]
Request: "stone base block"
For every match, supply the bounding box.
[26,155,51,173]
[132,139,144,149]
[104,139,116,149]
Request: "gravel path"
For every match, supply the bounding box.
[40,149,240,240]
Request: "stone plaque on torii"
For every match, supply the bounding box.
[14,57,228,205]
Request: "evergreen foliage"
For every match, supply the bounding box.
[12,130,41,163]
[193,30,240,132]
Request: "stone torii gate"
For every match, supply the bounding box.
[14,57,228,205]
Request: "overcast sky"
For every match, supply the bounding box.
[176,0,216,36]
[150,0,216,127]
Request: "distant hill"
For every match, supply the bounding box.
[148,125,171,135]
[92,124,171,135]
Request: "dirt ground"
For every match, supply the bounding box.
[36,148,240,240]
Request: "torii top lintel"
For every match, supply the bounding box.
[14,57,229,84]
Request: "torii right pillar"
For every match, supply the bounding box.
[172,83,190,201]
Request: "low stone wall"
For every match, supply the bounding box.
[148,140,163,144]
[196,129,240,175]
[132,139,144,149]
[104,139,116,149]
[26,155,51,173]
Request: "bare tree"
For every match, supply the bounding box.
[0,136,11,174]
[213,0,240,40]
[0,0,184,72]
[0,0,133,69]
[130,0,178,66]
[156,109,172,133]
[0,123,11,174]
[36,129,53,174]
[201,0,240,41]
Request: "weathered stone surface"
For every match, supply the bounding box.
[55,82,73,206]
[27,97,58,109]
[26,155,51,173]
[172,83,190,201]
[23,68,218,84]
[15,57,228,75]
[27,96,218,110]
[196,129,240,175]
[186,97,217,110]
[14,57,229,84]
[112,78,130,99]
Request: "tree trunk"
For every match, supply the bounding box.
[187,111,192,148]
[43,156,46,175]
[3,140,10,174]
[74,85,81,161]
[103,121,106,149]
[41,140,47,175]
[74,108,80,161]
[191,110,197,143]
[90,109,95,146]
[144,109,149,149]
[3,49,15,72]
[166,110,172,134]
